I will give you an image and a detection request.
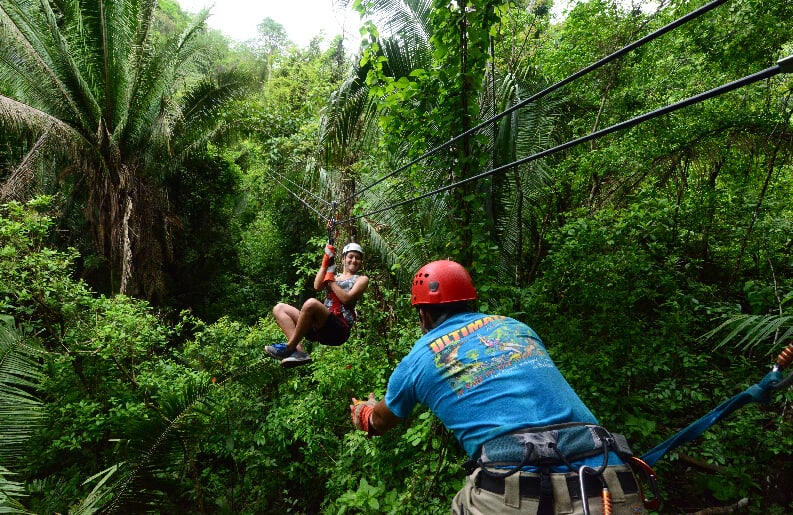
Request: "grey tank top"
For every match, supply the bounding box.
[324,274,359,326]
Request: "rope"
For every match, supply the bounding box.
[338,58,790,225]
[340,0,731,206]
[640,368,784,466]
[641,341,793,466]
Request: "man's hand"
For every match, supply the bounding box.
[322,244,336,268]
[350,393,378,435]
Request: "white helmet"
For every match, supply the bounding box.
[342,242,364,256]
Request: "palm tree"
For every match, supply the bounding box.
[318,0,558,282]
[318,0,461,275]
[0,0,247,301]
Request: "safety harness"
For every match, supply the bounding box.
[463,422,657,514]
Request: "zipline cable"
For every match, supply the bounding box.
[264,169,329,221]
[268,167,333,210]
[267,166,357,230]
[338,55,793,225]
[341,0,731,205]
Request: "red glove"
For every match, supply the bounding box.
[323,266,336,283]
[321,244,336,268]
[350,393,378,436]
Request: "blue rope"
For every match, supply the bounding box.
[640,369,784,466]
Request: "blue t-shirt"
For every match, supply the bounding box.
[385,312,599,459]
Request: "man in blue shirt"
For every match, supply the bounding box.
[350,260,647,514]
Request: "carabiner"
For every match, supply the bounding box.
[578,465,610,515]
[326,201,338,245]
[627,456,662,511]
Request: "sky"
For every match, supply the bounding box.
[176,0,361,48]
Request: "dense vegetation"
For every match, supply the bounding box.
[1,0,792,513]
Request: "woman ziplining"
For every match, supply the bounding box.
[265,218,369,367]
[260,172,371,367]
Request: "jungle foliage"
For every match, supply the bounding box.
[1,0,793,513]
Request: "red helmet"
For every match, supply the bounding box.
[411,260,477,306]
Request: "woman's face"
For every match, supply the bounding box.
[343,251,363,272]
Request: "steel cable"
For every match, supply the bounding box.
[338,58,791,225]
[339,0,732,206]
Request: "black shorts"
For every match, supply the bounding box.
[307,314,351,346]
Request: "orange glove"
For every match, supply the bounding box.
[321,244,336,268]
[350,393,378,435]
[323,267,336,283]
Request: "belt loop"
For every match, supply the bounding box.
[472,467,483,494]
[552,473,573,514]
[604,465,626,502]
[504,471,521,508]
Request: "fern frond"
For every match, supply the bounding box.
[104,358,283,512]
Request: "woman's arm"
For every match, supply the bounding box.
[326,275,369,304]
[314,244,336,290]
[314,263,330,290]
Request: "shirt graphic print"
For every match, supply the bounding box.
[428,315,550,397]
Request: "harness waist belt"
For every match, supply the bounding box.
[479,423,634,468]
[477,470,640,500]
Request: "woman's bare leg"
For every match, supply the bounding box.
[273,303,299,339]
[272,299,330,353]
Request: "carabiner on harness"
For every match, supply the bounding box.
[627,456,662,511]
[578,465,610,515]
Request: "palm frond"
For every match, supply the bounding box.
[351,171,454,283]
[319,67,380,163]
[104,359,282,513]
[105,374,212,512]
[318,0,433,166]
[0,96,90,201]
[703,314,793,355]
[379,35,427,78]
[70,464,122,515]
[0,463,30,514]
[482,68,560,280]
[365,0,433,43]
[0,95,86,149]
[0,0,100,129]
[0,321,45,465]
[172,69,253,160]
